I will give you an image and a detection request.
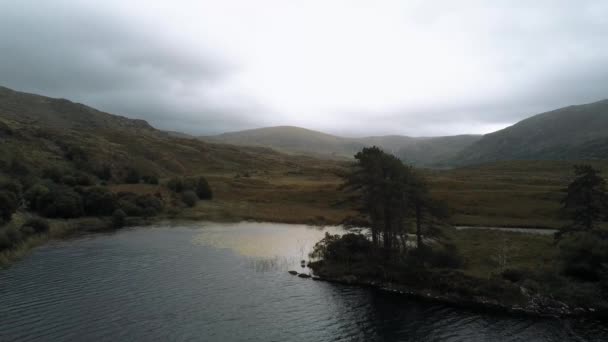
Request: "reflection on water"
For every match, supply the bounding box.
[193,221,345,271]
[0,222,606,342]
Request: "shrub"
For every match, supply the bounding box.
[0,180,22,197]
[112,209,127,228]
[310,233,373,262]
[0,191,19,222]
[82,187,116,216]
[135,194,162,210]
[38,187,84,218]
[42,166,66,183]
[558,232,608,281]
[142,175,159,185]
[61,175,78,186]
[181,190,198,207]
[0,227,23,251]
[117,199,142,216]
[22,218,50,234]
[427,244,464,269]
[24,184,50,211]
[167,177,184,192]
[502,268,527,283]
[74,172,94,186]
[124,168,141,184]
[115,192,163,217]
[195,177,213,200]
[95,165,112,181]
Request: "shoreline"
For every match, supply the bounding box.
[306,273,606,320]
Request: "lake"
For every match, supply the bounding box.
[1,222,606,341]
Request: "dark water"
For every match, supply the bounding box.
[1,222,606,342]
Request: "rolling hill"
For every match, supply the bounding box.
[203,126,481,167]
[0,86,341,182]
[453,99,608,165]
[204,99,608,167]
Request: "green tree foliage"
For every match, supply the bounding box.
[558,232,608,281]
[81,187,116,216]
[124,168,141,184]
[167,176,213,200]
[21,218,50,234]
[310,233,373,263]
[562,165,608,231]
[342,147,446,253]
[195,177,213,200]
[181,190,198,207]
[142,175,159,185]
[116,192,163,217]
[24,183,50,211]
[37,186,84,218]
[112,209,127,228]
[0,226,23,251]
[95,165,112,181]
[42,166,66,183]
[0,180,22,198]
[0,191,19,222]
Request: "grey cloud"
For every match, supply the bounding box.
[1,1,608,136]
[0,0,256,135]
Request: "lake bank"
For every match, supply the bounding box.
[306,271,605,320]
[2,223,606,341]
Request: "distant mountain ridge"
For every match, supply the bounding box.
[202,126,482,166]
[452,99,608,165]
[203,99,608,167]
[2,84,607,168]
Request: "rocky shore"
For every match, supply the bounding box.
[288,270,605,319]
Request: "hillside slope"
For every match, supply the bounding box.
[0,87,342,182]
[203,126,481,167]
[454,100,608,165]
[204,126,364,159]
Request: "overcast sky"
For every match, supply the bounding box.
[1,0,607,136]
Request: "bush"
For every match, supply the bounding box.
[61,175,78,186]
[0,180,22,197]
[427,244,464,269]
[82,187,116,216]
[0,227,23,251]
[181,190,198,207]
[117,199,142,216]
[112,209,127,228]
[38,187,84,218]
[74,172,94,186]
[0,191,19,222]
[95,165,112,181]
[24,184,50,211]
[167,177,184,192]
[142,175,159,185]
[124,168,141,184]
[42,166,66,183]
[22,218,50,234]
[501,268,527,283]
[195,177,213,200]
[116,192,163,217]
[310,233,373,262]
[559,232,608,281]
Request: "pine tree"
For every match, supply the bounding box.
[562,165,608,230]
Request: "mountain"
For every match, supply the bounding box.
[454,99,608,165]
[203,126,365,159]
[203,126,482,167]
[0,86,339,182]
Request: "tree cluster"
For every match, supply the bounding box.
[342,147,447,254]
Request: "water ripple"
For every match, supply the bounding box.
[1,223,607,342]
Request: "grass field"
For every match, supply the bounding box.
[171,159,608,229]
